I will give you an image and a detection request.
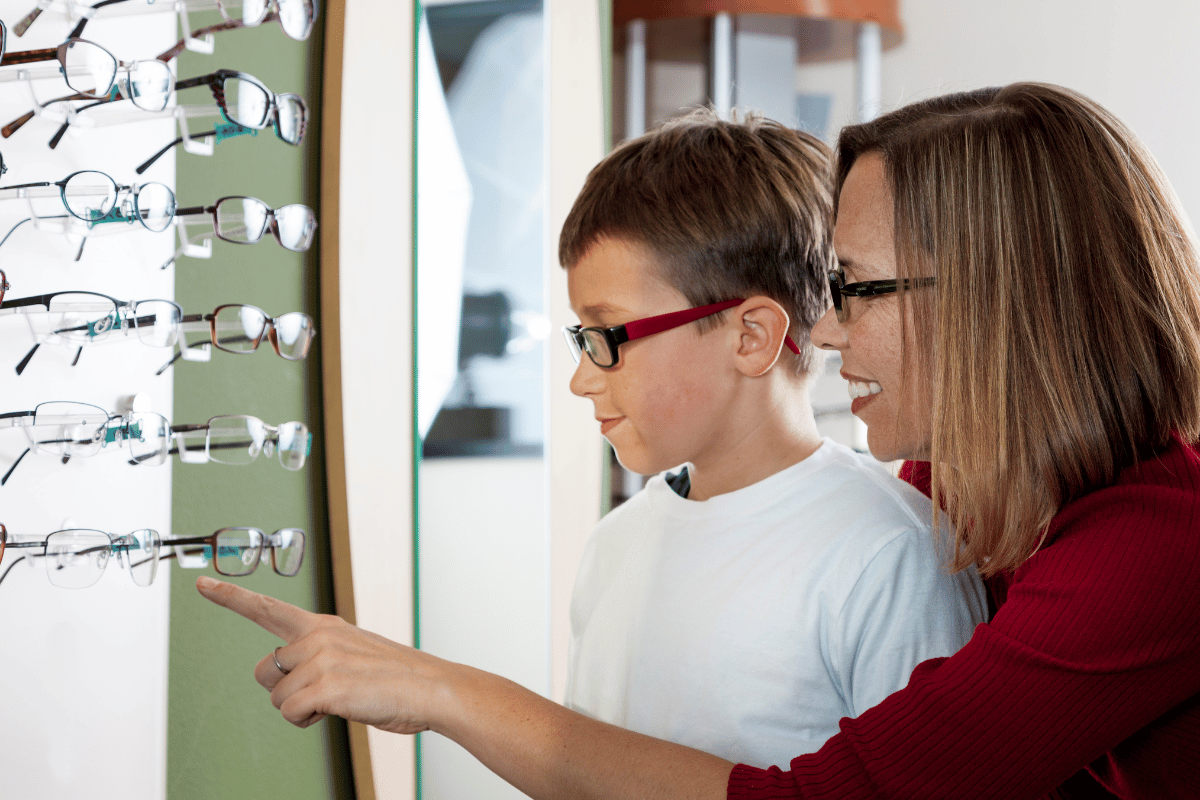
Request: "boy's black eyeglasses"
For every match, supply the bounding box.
[827,268,937,323]
[563,298,801,369]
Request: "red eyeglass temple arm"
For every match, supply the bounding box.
[622,298,801,354]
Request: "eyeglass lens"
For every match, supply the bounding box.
[125,412,172,467]
[213,528,264,576]
[211,304,313,359]
[42,529,110,588]
[268,528,305,576]
[581,328,616,367]
[115,528,161,587]
[563,327,617,368]
[212,197,315,251]
[274,95,305,144]
[223,76,271,129]
[61,171,117,222]
[123,60,173,112]
[225,0,316,40]
[61,40,116,99]
[25,293,179,347]
[27,401,110,458]
[182,416,308,470]
[129,183,176,232]
[829,271,846,322]
[213,196,269,244]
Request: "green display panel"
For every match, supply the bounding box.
[166,9,354,800]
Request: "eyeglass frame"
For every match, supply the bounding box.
[1,289,183,375]
[192,303,314,359]
[827,267,938,323]
[159,527,306,577]
[157,304,316,374]
[0,402,170,485]
[0,170,177,231]
[135,93,307,175]
[156,0,317,62]
[174,69,307,138]
[562,298,802,369]
[0,526,163,589]
[11,0,314,53]
[0,38,172,117]
[173,195,317,251]
[0,269,9,305]
[167,415,313,470]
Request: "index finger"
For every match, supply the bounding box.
[196,575,318,642]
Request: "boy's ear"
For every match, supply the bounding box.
[731,296,791,378]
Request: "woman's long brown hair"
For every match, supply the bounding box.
[837,83,1200,576]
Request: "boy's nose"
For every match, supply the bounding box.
[568,354,606,398]
[810,305,847,351]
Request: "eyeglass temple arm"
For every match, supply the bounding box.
[0,46,56,67]
[137,121,257,175]
[13,3,50,38]
[16,343,40,375]
[2,92,104,139]
[0,556,28,589]
[159,535,213,547]
[158,20,243,62]
[1,448,31,486]
[156,320,211,376]
[44,97,113,148]
[33,71,208,148]
[622,299,803,355]
[42,73,209,149]
[0,181,53,192]
[65,0,129,39]
[137,135,203,176]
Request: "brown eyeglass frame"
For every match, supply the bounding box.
[0,270,9,305]
[160,527,306,577]
[172,196,317,252]
[181,304,314,359]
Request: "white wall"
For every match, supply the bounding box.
[865,1,1200,223]
[0,6,177,800]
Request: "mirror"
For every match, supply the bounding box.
[416,2,551,798]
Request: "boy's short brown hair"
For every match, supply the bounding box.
[559,108,834,374]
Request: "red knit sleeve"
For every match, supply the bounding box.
[728,445,1200,800]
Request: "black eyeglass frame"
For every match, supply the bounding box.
[1,289,183,375]
[827,268,937,323]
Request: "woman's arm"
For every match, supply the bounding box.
[196,576,734,800]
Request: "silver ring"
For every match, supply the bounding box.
[272,646,291,676]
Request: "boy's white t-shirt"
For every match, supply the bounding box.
[564,439,988,769]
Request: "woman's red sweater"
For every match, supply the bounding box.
[728,436,1200,799]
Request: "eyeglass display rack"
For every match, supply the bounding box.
[0,5,320,799]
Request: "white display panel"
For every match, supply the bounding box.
[0,5,177,799]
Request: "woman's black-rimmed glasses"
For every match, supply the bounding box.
[827,267,937,323]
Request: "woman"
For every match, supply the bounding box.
[199,82,1200,798]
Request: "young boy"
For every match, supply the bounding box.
[559,110,987,769]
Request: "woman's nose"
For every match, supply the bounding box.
[810,305,847,351]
